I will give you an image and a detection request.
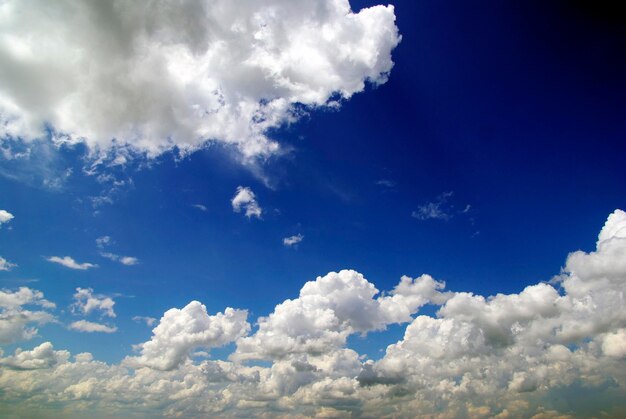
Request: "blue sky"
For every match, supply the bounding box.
[1,1,625,417]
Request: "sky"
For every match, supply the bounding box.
[0,0,625,417]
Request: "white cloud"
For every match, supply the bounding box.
[132,316,158,327]
[357,209,626,416]
[0,210,625,418]
[71,288,116,318]
[95,235,112,249]
[0,341,69,370]
[231,186,262,219]
[283,233,304,247]
[232,270,447,361]
[46,256,96,270]
[0,0,400,160]
[0,255,16,271]
[119,256,139,266]
[0,209,14,226]
[100,252,140,265]
[69,320,117,334]
[0,287,55,344]
[124,301,250,371]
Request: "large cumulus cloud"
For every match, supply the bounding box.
[0,210,625,418]
[233,270,448,361]
[0,0,400,159]
[124,301,250,370]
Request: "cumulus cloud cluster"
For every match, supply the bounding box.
[233,270,448,361]
[1,210,625,418]
[124,301,249,371]
[68,288,118,334]
[0,0,400,160]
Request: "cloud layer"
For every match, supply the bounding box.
[0,0,400,160]
[0,210,625,417]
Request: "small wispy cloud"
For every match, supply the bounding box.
[96,236,139,266]
[412,191,454,221]
[232,186,262,219]
[283,234,304,247]
[376,179,396,188]
[133,316,158,327]
[192,204,207,212]
[46,256,96,270]
[95,236,112,248]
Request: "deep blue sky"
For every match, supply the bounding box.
[1,0,625,363]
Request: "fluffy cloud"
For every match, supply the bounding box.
[0,287,55,344]
[46,256,96,270]
[71,288,116,318]
[0,341,69,370]
[0,210,625,417]
[232,270,448,361]
[231,186,262,219]
[0,209,14,226]
[0,0,400,160]
[124,301,250,370]
[69,320,117,333]
[357,209,626,416]
[283,233,304,247]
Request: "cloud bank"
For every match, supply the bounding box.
[0,210,625,417]
[0,0,400,160]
